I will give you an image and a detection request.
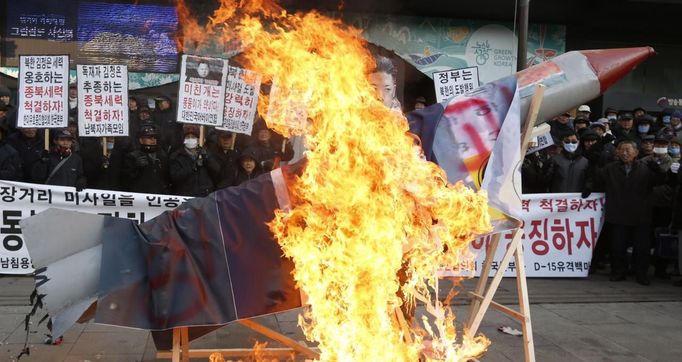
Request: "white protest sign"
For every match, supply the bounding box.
[177,55,228,126]
[17,55,69,128]
[433,66,480,103]
[526,130,554,155]
[77,64,129,137]
[440,192,605,278]
[0,180,191,275]
[219,65,261,135]
[266,82,308,134]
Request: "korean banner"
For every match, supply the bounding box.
[432,66,480,103]
[177,54,228,126]
[0,180,191,275]
[442,193,605,278]
[526,128,554,155]
[77,64,129,137]
[17,55,69,128]
[219,65,261,135]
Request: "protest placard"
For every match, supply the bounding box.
[219,65,261,135]
[440,192,605,278]
[432,66,480,103]
[266,82,308,134]
[0,180,191,274]
[17,55,69,128]
[177,54,228,126]
[77,64,128,137]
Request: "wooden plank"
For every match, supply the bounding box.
[467,229,522,335]
[237,319,320,359]
[171,328,180,362]
[467,234,501,327]
[180,327,189,362]
[514,234,536,362]
[468,292,524,321]
[157,348,309,359]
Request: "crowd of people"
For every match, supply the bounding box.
[0,84,294,197]
[2,78,682,286]
[522,104,682,286]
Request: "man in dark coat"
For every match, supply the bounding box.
[121,123,170,194]
[6,127,45,182]
[546,131,589,193]
[169,124,219,197]
[589,140,666,285]
[209,129,240,190]
[233,147,263,186]
[248,120,294,172]
[0,123,22,181]
[152,95,182,154]
[31,129,86,190]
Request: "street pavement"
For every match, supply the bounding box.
[1,273,681,361]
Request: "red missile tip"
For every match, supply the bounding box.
[581,47,655,93]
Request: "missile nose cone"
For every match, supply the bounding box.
[581,47,655,93]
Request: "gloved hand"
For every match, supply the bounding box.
[196,149,207,168]
[671,162,680,174]
[101,155,110,169]
[581,189,591,199]
[136,154,149,167]
[40,150,50,162]
[646,159,662,172]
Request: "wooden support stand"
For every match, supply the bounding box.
[464,84,546,362]
[156,318,320,362]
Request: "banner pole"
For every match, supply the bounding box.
[230,132,236,150]
[199,126,205,147]
[102,137,108,157]
[44,129,50,151]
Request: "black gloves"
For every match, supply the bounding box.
[581,189,592,199]
[195,149,208,168]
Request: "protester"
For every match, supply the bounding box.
[604,107,618,122]
[31,129,86,190]
[414,96,426,110]
[521,149,551,194]
[248,120,294,172]
[670,110,682,134]
[635,116,653,141]
[639,135,655,158]
[548,112,573,140]
[68,83,78,118]
[546,131,589,193]
[573,116,590,134]
[233,147,263,186]
[587,140,667,285]
[0,123,22,181]
[90,137,123,191]
[169,124,218,197]
[6,127,44,182]
[152,94,181,153]
[122,123,170,194]
[577,104,591,120]
[633,107,646,119]
[0,84,16,128]
[612,112,639,145]
[210,130,240,189]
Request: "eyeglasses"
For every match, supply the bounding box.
[564,141,578,144]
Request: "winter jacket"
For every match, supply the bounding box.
[31,150,87,189]
[122,148,170,194]
[169,147,219,197]
[209,146,239,190]
[547,151,589,193]
[592,159,666,226]
[0,142,22,181]
[6,131,44,182]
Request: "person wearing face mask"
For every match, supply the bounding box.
[544,131,589,193]
[31,129,86,190]
[169,124,219,197]
[635,116,653,140]
[122,123,169,194]
[669,110,682,133]
[669,135,682,162]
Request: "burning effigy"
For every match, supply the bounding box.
[19,1,654,361]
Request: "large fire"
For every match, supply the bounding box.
[176,1,493,360]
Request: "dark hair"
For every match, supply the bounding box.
[560,130,577,140]
[372,55,396,76]
[616,139,638,149]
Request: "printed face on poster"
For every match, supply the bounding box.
[77,64,129,137]
[177,54,228,126]
[432,66,480,103]
[219,65,261,135]
[17,55,69,128]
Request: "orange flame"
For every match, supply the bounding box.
[176,1,492,360]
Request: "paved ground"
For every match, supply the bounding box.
[1,273,681,361]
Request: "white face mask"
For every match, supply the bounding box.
[607,115,617,121]
[654,147,668,155]
[563,142,579,153]
[184,137,198,149]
